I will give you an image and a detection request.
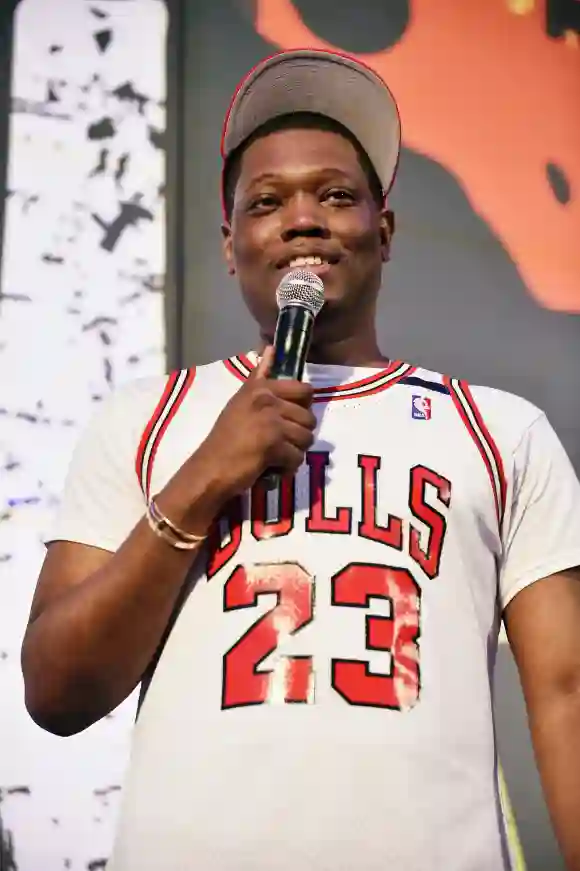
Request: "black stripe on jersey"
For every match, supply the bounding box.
[224,355,416,402]
[444,376,507,529]
[135,368,196,500]
[399,376,450,395]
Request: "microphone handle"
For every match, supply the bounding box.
[269,305,314,380]
[262,305,315,490]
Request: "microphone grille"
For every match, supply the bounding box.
[276,269,325,317]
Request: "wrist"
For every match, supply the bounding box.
[156,445,231,538]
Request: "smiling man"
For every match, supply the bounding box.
[220,109,393,364]
[21,50,580,871]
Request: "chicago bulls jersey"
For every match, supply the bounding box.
[48,353,580,871]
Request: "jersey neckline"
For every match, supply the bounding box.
[223,353,416,403]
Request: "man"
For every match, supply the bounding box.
[21,49,580,870]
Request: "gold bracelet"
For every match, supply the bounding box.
[146,496,207,551]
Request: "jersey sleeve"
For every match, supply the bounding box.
[499,413,580,610]
[45,387,148,553]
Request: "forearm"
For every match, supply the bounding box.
[22,454,227,735]
[530,690,580,871]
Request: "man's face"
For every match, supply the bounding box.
[222,125,392,337]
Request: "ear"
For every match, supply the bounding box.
[221,222,235,275]
[379,208,395,263]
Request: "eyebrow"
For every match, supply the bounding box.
[242,167,360,190]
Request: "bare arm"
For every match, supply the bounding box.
[21,350,316,736]
[505,567,580,871]
[21,453,226,736]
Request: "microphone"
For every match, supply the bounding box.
[263,269,325,489]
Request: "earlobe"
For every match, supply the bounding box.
[379,224,391,263]
[221,222,235,275]
[380,208,395,263]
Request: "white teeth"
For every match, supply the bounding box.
[288,255,325,268]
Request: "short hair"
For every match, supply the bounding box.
[222,112,385,222]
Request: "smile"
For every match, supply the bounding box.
[285,259,336,279]
[280,254,341,277]
[288,255,328,268]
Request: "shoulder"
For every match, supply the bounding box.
[64,375,173,475]
[98,358,231,428]
[459,382,544,453]
[413,364,545,455]
[91,374,172,432]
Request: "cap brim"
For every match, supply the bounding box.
[222,49,401,197]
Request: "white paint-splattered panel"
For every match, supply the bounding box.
[0,1,167,867]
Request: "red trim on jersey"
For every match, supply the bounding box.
[444,376,507,527]
[313,361,413,394]
[223,356,415,402]
[223,354,255,383]
[312,360,395,394]
[135,371,181,490]
[135,369,196,500]
[460,379,507,519]
[314,363,416,403]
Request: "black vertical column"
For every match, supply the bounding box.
[0,0,17,301]
[164,0,187,372]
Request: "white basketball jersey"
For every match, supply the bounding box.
[48,353,580,871]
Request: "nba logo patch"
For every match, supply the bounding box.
[412,396,431,420]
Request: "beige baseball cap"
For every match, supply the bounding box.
[221,48,401,200]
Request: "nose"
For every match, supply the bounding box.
[280,192,330,242]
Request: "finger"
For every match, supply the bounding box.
[281,420,316,452]
[278,402,317,430]
[271,442,307,473]
[271,380,314,407]
[252,346,274,380]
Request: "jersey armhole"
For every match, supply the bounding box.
[133,367,197,720]
[443,376,507,532]
[134,368,196,501]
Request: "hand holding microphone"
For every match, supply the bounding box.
[262,269,325,487]
[194,270,324,500]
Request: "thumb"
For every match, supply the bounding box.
[253,345,274,379]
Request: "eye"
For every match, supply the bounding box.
[247,193,279,213]
[324,188,356,205]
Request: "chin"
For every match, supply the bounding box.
[317,288,352,313]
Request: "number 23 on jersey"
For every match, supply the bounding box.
[222,561,422,712]
[208,460,452,713]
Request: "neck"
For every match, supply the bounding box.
[257,323,388,368]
